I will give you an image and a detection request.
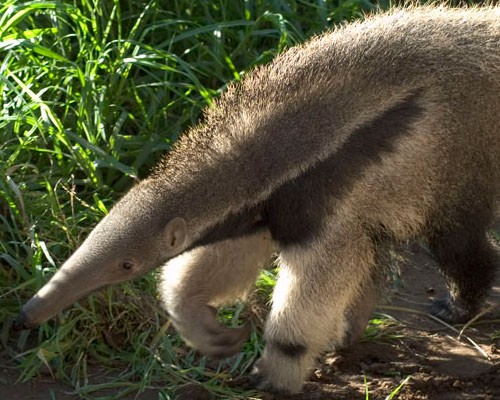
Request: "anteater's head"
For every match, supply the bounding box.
[16,179,188,329]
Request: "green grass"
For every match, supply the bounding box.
[364,374,411,400]
[0,0,491,399]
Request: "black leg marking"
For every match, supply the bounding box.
[271,340,307,358]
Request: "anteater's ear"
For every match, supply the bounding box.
[164,217,187,251]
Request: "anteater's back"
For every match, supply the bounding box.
[157,6,499,227]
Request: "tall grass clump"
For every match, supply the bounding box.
[0,0,488,398]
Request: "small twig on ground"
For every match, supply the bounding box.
[377,305,491,361]
[458,303,498,340]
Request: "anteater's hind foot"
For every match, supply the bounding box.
[426,219,497,323]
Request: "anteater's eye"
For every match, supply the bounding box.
[121,261,134,270]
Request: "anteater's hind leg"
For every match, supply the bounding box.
[159,229,275,358]
[425,208,498,323]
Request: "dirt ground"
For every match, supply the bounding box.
[1,242,499,399]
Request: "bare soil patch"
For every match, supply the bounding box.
[2,242,499,399]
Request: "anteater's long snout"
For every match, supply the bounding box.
[15,275,88,329]
[15,253,106,330]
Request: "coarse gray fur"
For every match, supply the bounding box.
[17,5,499,395]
